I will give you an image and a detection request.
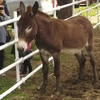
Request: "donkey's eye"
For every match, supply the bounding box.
[25,26,32,34]
[28,26,32,29]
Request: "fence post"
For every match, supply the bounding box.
[97,0,100,28]
[86,0,89,18]
[72,0,75,16]
[53,0,57,18]
[13,11,20,88]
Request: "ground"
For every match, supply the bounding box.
[4,28,100,100]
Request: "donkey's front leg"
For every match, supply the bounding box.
[53,53,61,95]
[39,52,49,94]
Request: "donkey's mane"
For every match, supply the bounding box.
[37,10,51,18]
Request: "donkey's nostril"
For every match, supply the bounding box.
[17,47,24,53]
[17,40,28,53]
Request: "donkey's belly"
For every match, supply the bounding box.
[61,42,88,54]
[61,48,83,54]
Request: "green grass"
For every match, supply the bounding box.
[0,77,16,94]
[75,3,100,18]
[0,43,41,100]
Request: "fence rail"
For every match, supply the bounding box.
[0,0,100,99]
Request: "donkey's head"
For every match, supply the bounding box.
[17,1,39,53]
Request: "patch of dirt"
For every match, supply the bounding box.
[6,29,100,100]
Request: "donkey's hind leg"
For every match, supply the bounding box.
[85,46,98,83]
[75,52,86,83]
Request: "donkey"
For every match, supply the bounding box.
[17,1,98,94]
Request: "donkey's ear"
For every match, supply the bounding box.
[19,1,25,15]
[32,1,39,16]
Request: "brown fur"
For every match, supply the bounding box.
[17,2,98,94]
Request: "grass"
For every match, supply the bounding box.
[0,42,41,100]
[1,3,99,100]
[75,3,100,18]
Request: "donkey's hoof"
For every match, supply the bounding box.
[92,80,99,85]
[54,87,62,96]
[54,91,60,96]
[39,88,46,94]
[37,86,46,94]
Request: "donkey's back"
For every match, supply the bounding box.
[43,16,94,54]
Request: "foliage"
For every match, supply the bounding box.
[75,3,100,18]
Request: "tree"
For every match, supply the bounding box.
[57,0,72,19]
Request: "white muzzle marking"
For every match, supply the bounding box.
[17,40,27,52]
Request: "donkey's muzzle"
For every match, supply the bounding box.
[17,40,27,53]
[17,47,24,53]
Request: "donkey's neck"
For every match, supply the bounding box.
[35,12,51,25]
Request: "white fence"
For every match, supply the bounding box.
[0,0,100,99]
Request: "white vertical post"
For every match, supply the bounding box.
[97,0,99,24]
[86,0,88,18]
[72,0,75,16]
[13,11,20,88]
[53,0,57,18]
